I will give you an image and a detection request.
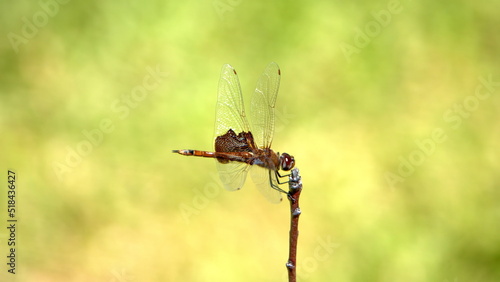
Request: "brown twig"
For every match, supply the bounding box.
[286,168,302,282]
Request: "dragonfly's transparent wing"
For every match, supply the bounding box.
[250,166,282,203]
[214,64,251,139]
[250,62,281,148]
[214,65,252,191]
[216,161,251,191]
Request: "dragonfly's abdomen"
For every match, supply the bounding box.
[172,149,216,157]
[172,149,254,164]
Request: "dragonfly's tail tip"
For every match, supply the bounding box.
[172,150,179,153]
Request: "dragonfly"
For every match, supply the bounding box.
[173,62,295,203]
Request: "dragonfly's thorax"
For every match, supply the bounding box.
[252,148,280,170]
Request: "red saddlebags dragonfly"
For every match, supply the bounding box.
[173,62,295,203]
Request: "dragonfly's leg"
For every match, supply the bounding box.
[269,170,287,194]
[272,171,295,201]
[276,170,292,179]
[275,170,292,185]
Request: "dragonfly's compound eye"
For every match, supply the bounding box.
[280,153,295,171]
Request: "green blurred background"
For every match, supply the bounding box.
[1,0,499,281]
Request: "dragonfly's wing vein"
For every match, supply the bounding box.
[216,161,250,191]
[215,64,250,140]
[250,166,282,203]
[250,62,281,148]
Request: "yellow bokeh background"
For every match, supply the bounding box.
[1,1,499,281]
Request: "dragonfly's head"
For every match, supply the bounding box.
[279,153,295,171]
